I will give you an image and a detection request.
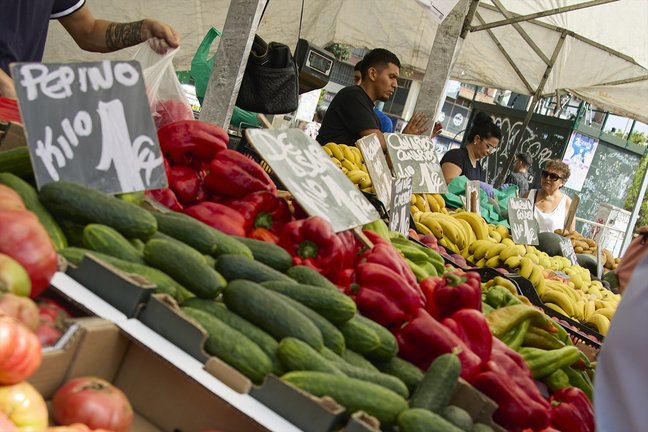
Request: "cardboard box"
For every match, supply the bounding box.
[30,317,270,432]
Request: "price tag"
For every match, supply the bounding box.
[246,129,380,232]
[388,176,413,236]
[385,133,447,193]
[356,134,392,209]
[560,237,579,265]
[11,61,165,193]
[507,198,539,245]
[465,180,481,215]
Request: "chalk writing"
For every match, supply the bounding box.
[508,197,539,245]
[389,176,413,235]
[357,135,392,208]
[386,133,447,193]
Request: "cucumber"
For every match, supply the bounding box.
[282,371,408,425]
[318,347,408,398]
[274,292,345,354]
[341,349,379,372]
[129,238,145,253]
[181,298,283,374]
[144,238,226,299]
[373,356,424,395]
[471,423,495,432]
[398,408,462,432]
[0,147,32,178]
[82,224,144,264]
[151,231,212,264]
[181,307,272,384]
[59,247,184,300]
[410,353,461,413]
[223,280,323,350]
[286,265,339,291]
[154,212,252,258]
[233,236,292,271]
[59,220,86,247]
[277,338,343,375]
[215,254,293,283]
[337,315,381,354]
[353,315,398,361]
[0,172,67,250]
[443,405,473,431]
[39,181,157,239]
[261,281,356,324]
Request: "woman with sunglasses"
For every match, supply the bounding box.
[441,112,501,196]
[525,160,576,233]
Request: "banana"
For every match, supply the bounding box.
[569,273,584,291]
[485,243,507,260]
[439,237,460,254]
[359,177,373,189]
[415,195,430,212]
[586,313,610,336]
[341,145,355,163]
[411,205,421,216]
[341,159,360,171]
[411,194,417,206]
[425,213,466,249]
[504,255,522,270]
[451,212,490,241]
[516,244,527,255]
[419,212,444,239]
[469,239,493,255]
[414,221,433,235]
[331,158,342,169]
[519,257,535,280]
[324,143,344,160]
[545,302,569,316]
[584,300,596,320]
[595,307,616,320]
[499,246,521,261]
[501,237,516,247]
[350,146,364,165]
[432,193,445,210]
[528,265,545,295]
[473,241,494,261]
[454,219,477,245]
[525,253,540,265]
[541,290,576,317]
[485,255,502,268]
[426,194,441,213]
[322,146,333,157]
[495,224,510,239]
[347,170,369,184]
[489,230,502,243]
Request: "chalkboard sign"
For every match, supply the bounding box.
[466,102,572,186]
[357,134,392,209]
[465,180,481,215]
[11,61,165,194]
[507,198,539,245]
[560,237,578,265]
[246,129,380,232]
[389,176,413,236]
[385,133,447,193]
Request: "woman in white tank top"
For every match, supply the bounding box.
[524,160,575,233]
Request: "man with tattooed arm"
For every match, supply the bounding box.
[0,0,179,98]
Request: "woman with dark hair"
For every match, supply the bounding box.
[440,112,502,195]
[524,159,575,233]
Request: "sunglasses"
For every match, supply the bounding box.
[542,170,563,181]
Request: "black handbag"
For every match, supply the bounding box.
[236,35,299,114]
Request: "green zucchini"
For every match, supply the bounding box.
[39,181,157,239]
[410,353,461,413]
[337,315,381,354]
[233,236,292,271]
[341,349,379,372]
[282,371,408,425]
[222,280,323,350]
[261,281,356,324]
[398,408,462,432]
[82,224,144,264]
[181,307,272,384]
[215,254,293,283]
[286,265,339,291]
[353,314,398,361]
[0,147,32,178]
[277,338,343,375]
[144,238,226,299]
[443,405,473,431]
[373,356,424,395]
[0,172,67,250]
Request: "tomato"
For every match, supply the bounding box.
[52,377,133,432]
[0,293,39,331]
[0,382,48,430]
[0,185,25,211]
[0,314,42,384]
[0,254,32,297]
[36,323,63,347]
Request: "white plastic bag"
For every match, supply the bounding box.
[132,41,194,129]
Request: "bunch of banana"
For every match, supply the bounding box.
[450,210,491,241]
[412,211,476,253]
[487,223,510,243]
[409,193,447,215]
[322,142,373,192]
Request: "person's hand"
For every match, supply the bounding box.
[402,112,430,135]
[499,183,511,189]
[479,181,495,198]
[0,69,16,100]
[431,121,442,138]
[142,19,180,53]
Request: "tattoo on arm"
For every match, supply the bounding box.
[105,21,144,50]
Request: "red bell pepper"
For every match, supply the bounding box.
[421,270,481,320]
[361,231,420,292]
[226,191,292,235]
[183,202,247,237]
[249,227,279,244]
[203,150,276,198]
[0,210,57,298]
[442,309,493,363]
[157,120,228,166]
[278,216,344,277]
[352,262,425,327]
[168,165,203,206]
[145,188,183,211]
[549,387,594,432]
[396,309,482,379]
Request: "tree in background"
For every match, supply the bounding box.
[324,43,352,61]
[624,154,648,230]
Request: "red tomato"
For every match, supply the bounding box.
[0,314,42,384]
[36,323,63,346]
[52,377,133,432]
[0,185,25,211]
[0,382,48,430]
[0,293,39,331]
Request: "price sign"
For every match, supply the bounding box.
[560,237,579,265]
[246,129,380,232]
[11,61,165,193]
[389,176,413,236]
[356,134,392,209]
[465,180,481,215]
[507,198,539,245]
[385,133,447,193]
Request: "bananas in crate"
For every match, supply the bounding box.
[322,143,373,193]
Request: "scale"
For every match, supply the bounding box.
[295,39,335,94]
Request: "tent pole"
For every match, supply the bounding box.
[199,0,268,128]
[621,152,648,256]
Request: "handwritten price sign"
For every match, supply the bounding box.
[11,61,165,193]
[385,133,447,193]
[507,198,539,245]
[357,134,392,209]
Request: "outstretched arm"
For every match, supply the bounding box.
[59,5,179,54]
[0,69,16,99]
